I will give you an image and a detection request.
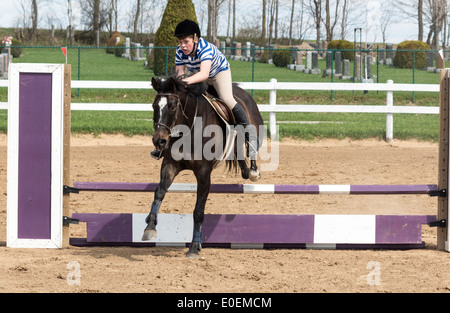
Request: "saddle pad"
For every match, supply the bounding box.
[202,93,236,124]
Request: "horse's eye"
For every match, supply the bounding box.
[170,105,177,112]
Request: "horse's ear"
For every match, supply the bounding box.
[151,77,161,91]
[168,76,178,92]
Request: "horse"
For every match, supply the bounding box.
[142,75,264,257]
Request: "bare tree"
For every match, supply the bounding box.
[78,0,108,31]
[324,0,340,42]
[261,0,267,41]
[227,0,231,38]
[14,0,40,41]
[288,0,295,45]
[233,0,236,39]
[31,0,38,41]
[67,0,74,44]
[133,0,141,41]
[268,0,275,43]
[340,0,347,39]
[339,0,365,41]
[274,0,279,43]
[107,0,119,35]
[295,0,312,43]
[206,0,225,41]
[424,0,447,49]
[418,0,423,41]
[380,5,394,44]
[309,0,322,46]
[395,0,426,42]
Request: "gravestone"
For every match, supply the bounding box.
[426,51,435,72]
[0,53,9,79]
[385,44,394,65]
[365,54,371,78]
[235,42,242,56]
[335,51,342,75]
[144,43,154,67]
[379,48,385,65]
[322,51,333,76]
[295,51,304,71]
[245,42,251,60]
[131,43,145,61]
[306,51,312,70]
[220,41,226,54]
[310,51,321,74]
[122,37,130,58]
[341,59,351,80]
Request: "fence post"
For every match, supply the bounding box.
[386,79,394,142]
[269,78,277,141]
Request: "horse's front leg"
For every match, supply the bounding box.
[186,169,211,258]
[142,160,180,241]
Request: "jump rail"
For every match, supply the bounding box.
[72,182,440,196]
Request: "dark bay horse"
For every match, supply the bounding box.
[142,75,263,257]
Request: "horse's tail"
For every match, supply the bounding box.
[225,157,239,175]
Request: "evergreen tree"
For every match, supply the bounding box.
[152,0,198,76]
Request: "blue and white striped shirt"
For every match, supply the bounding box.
[175,38,229,78]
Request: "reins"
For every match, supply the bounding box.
[154,92,198,136]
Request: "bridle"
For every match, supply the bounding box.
[154,92,198,136]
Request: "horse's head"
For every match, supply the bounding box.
[151,76,185,152]
[151,75,208,155]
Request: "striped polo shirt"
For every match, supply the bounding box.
[175,38,229,78]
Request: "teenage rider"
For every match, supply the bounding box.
[150,19,257,162]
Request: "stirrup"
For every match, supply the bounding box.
[150,150,163,160]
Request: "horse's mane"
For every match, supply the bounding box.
[158,75,208,98]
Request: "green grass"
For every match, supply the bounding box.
[0,46,442,141]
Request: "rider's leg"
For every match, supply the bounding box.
[209,69,258,159]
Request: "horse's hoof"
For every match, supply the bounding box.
[141,229,157,241]
[186,243,201,258]
[249,169,261,182]
[186,251,199,258]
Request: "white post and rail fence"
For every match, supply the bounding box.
[0,78,440,142]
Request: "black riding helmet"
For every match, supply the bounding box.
[174,19,201,38]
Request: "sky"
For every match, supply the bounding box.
[0,0,419,44]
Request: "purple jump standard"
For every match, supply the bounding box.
[7,64,66,249]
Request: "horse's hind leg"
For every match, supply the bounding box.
[249,159,260,181]
[142,161,180,241]
[236,143,260,182]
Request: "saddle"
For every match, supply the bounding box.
[202,93,236,125]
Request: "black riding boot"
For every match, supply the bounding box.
[231,103,258,159]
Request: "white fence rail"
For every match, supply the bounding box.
[0,79,440,141]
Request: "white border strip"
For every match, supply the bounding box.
[243,184,275,194]
[7,63,64,248]
[319,185,351,195]
[168,183,198,193]
[313,215,376,244]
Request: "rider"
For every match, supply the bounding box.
[150,19,257,162]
